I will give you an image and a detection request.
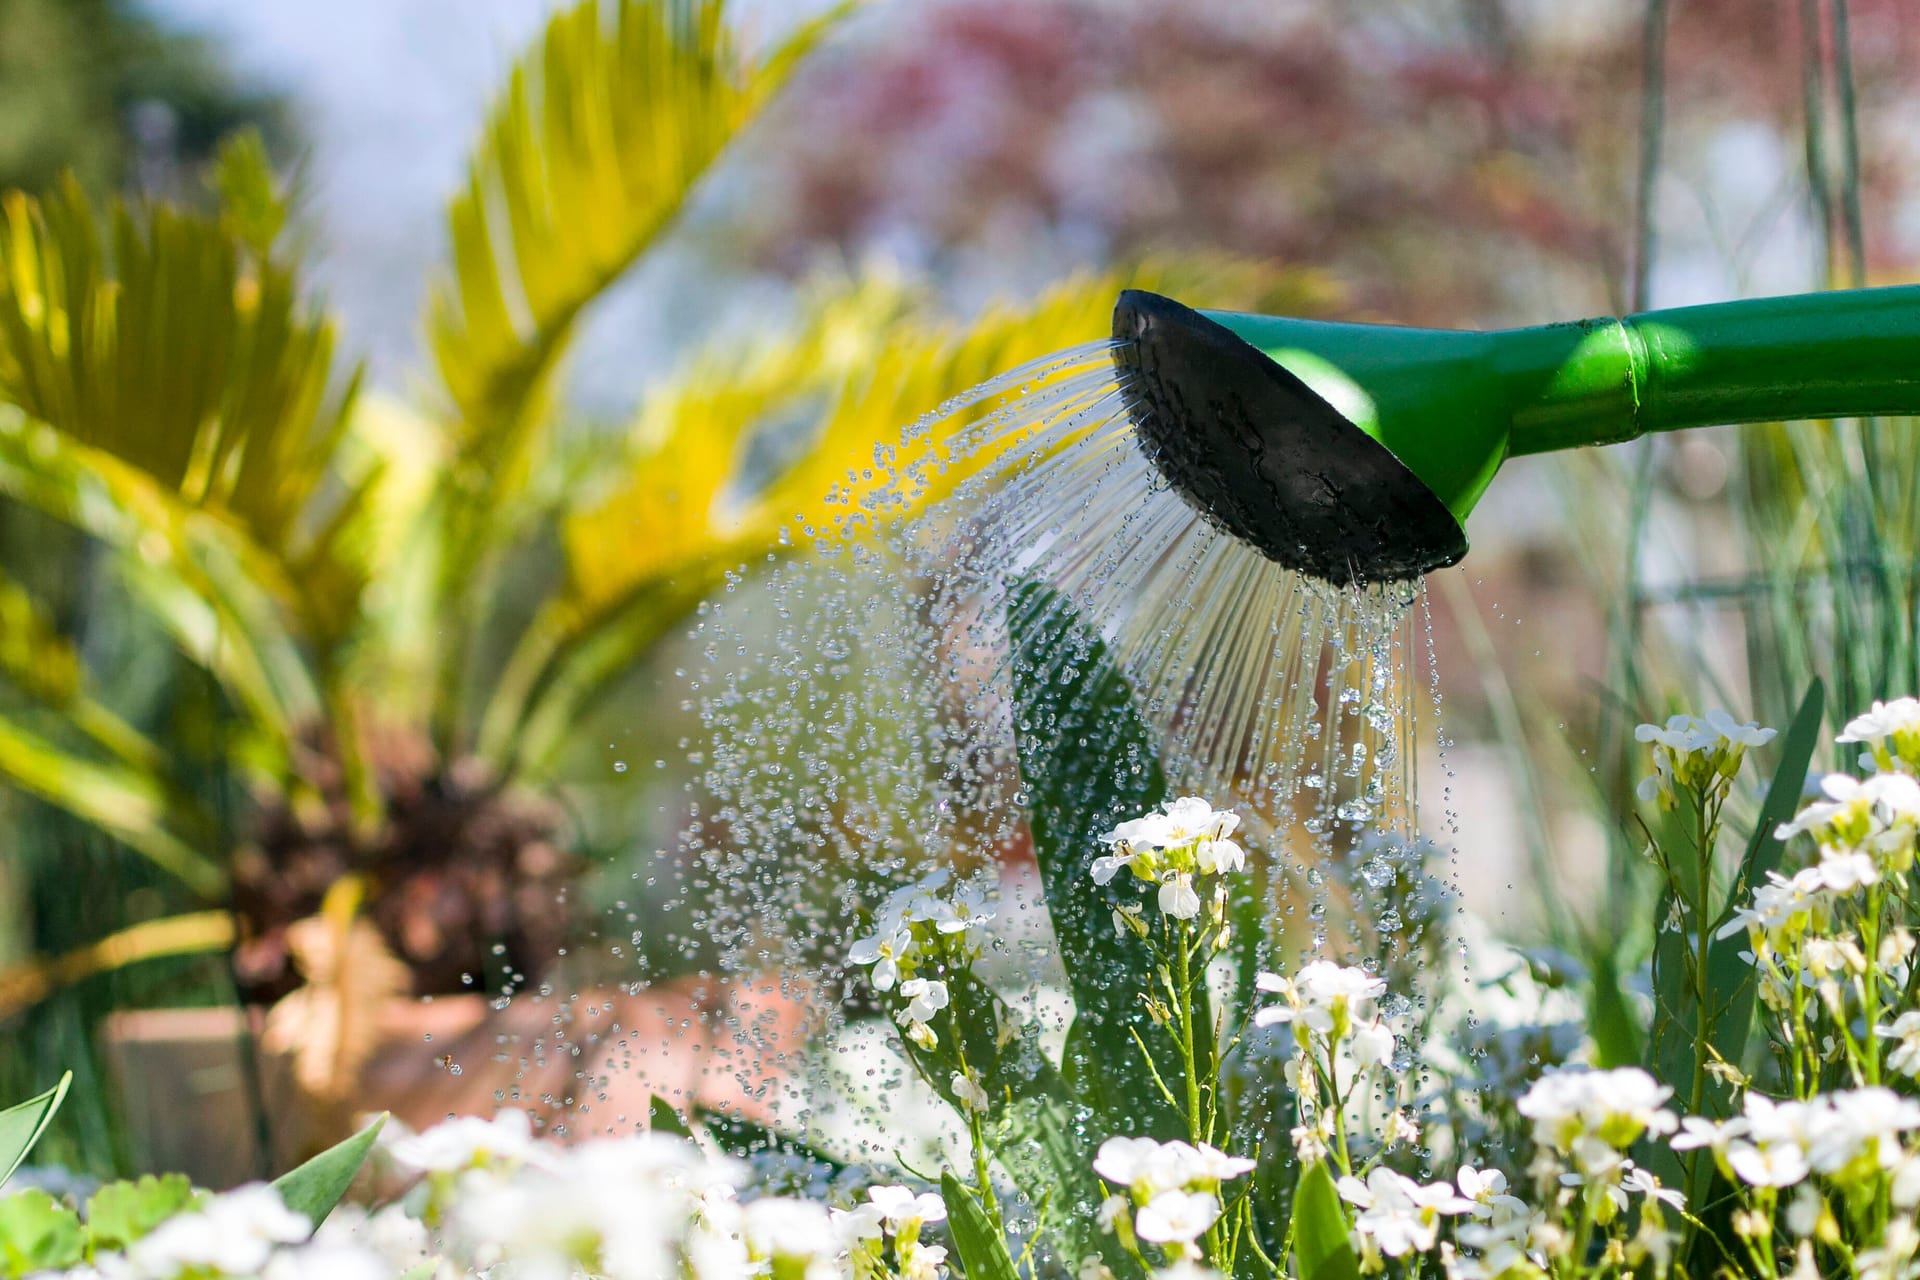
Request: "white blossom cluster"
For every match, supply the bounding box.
[1252,961,1397,1163]
[44,1184,338,1280]
[847,869,994,1050]
[1634,709,1776,810]
[1092,1136,1253,1258]
[43,1111,950,1280]
[1091,797,1245,921]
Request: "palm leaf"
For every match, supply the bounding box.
[428,0,843,476]
[424,1,849,746]
[0,139,363,591]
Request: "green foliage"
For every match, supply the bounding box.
[83,1174,197,1252]
[1288,1162,1360,1280]
[941,1172,1021,1280]
[0,0,278,195]
[269,1112,386,1228]
[0,1073,66,1189]
[0,1189,82,1278]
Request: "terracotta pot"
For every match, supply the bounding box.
[103,976,816,1186]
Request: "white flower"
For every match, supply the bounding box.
[864,1184,948,1228]
[1194,837,1245,875]
[1351,1019,1395,1067]
[1810,849,1880,892]
[1516,1068,1676,1152]
[1635,715,1716,754]
[1153,1263,1224,1280]
[1254,962,1387,1038]
[1704,708,1777,748]
[744,1196,841,1263]
[1622,1166,1685,1210]
[831,1203,885,1246]
[1183,1144,1257,1184]
[1158,873,1201,919]
[899,978,949,1023]
[1716,867,1830,944]
[129,1184,312,1279]
[1339,1168,1474,1258]
[260,1243,393,1280]
[1878,1010,1920,1077]
[1670,1116,1734,1155]
[1134,1190,1221,1245]
[1837,698,1920,746]
[849,919,915,991]
[1090,852,1135,885]
[1728,1141,1810,1188]
[1102,813,1172,850]
[899,1241,949,1280]
[1095,1137,1183,1194]
[1777,772,1920,840]
[952,1071,992,1113]
[1092,1137,1250,1197]
[386,1108,544,1174]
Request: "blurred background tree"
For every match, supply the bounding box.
[0,0,280,196]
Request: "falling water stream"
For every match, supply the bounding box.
[566,338,1454,1192]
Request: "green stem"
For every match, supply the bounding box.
[1174,920,1204,1138]
[1861,882,1884,1085]
[945,1006,1003,1233]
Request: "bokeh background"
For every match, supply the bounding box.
[4,0,1918,1181]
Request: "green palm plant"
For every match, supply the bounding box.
[0,0,1316,1170]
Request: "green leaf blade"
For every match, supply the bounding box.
[0,1074,69,1190]
[270,1113,386,1228]
[1004,582,1197,1142]
[1290,1162,1360,1280]
[941,1172,1020,1280]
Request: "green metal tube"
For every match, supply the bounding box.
[1201,284,1920,527]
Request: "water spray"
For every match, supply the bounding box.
[1115,286,1920,585]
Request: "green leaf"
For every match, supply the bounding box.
[270,1113,386,1228]
[1004,581,1196,1142]
[1586,943,1644,1070]
[0,1074,68,1190]
[941,1172,1020,1280]
[648,1095,692,1138]
[1290,1162,1360,1280]
[85,1175,199,1252]
[1705,678,1825,1081]
[0,1190,83,1277]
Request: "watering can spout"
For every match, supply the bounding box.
[1114,285,1920,586]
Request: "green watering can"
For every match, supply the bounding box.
[1113,287,1920,585]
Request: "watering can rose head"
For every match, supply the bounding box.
[1114,285,1920,586]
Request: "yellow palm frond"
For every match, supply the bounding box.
[0,139,360,583]
[428,0,846,490]
[481,258,1333,769]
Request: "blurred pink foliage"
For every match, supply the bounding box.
[730,0,1920,324]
